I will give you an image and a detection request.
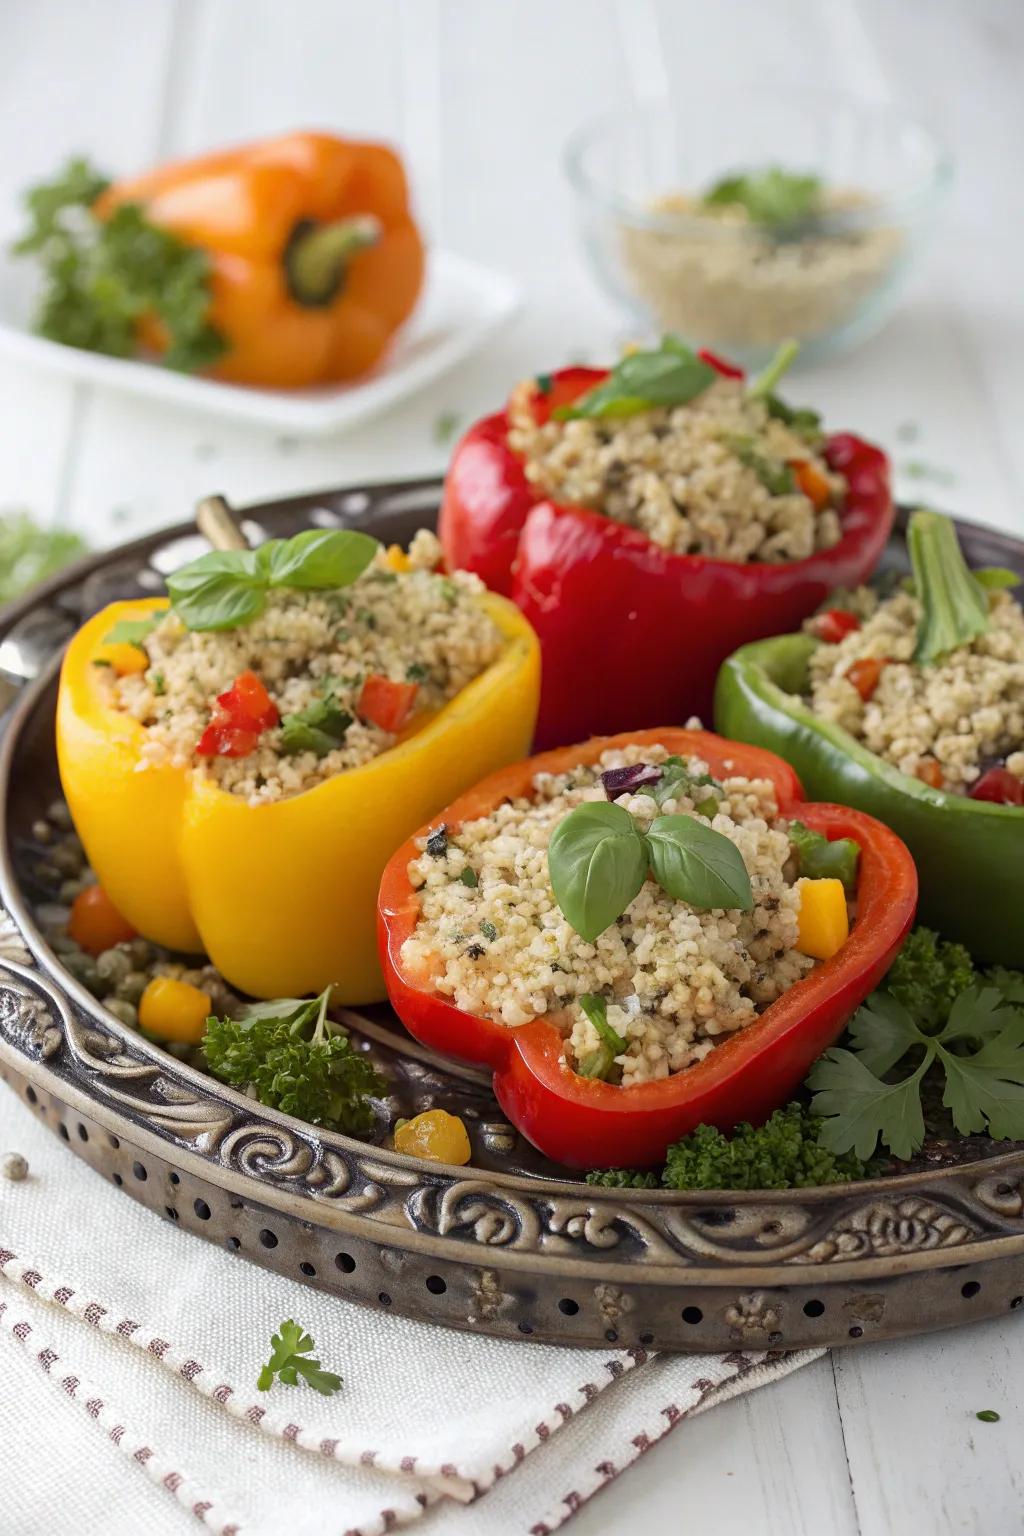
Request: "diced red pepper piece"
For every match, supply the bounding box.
[197,669,278,758]
[809,608,861,644]
[915,758,945,791]
[358,674,419,733]
[216,669,279,731]
[697,348,745,380]
[969,766,1024,806]
[196,719,261,758]
[846,657,887,702]
[791,458,832,511]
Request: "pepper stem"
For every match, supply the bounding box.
[747,338,800,399]
[285,215,381,308]
[909,508,990,665]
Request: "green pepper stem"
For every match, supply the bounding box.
[286,215,381,307]
[909,509,990,665]
[747,338,800,399]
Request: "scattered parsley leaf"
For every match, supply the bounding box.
[432,410,461,446]
[458,867,478,888]
[976,1410,1001,1423]
[280,694,353,758]
[257,1319,343,1396]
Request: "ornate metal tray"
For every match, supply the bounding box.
[2,480,1023,1354]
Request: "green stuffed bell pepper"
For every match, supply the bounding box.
[715,510,1024,964]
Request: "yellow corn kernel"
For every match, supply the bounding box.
[138,976,212,1045]
[95,641,149,676]
[384,543,411,573]
[795,877,850,960]
[394,1109,471,1165]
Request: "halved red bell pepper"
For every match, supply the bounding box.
[378,727,918,1168]
[439,362,894,749]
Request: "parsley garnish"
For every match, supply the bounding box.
[13,157,225,373]
[808,983,1024,1160]
[257,1319,342,1396]
[479,920,498,942]
[103,616,159,650]
[203,988,385,1134]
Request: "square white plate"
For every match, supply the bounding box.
[0,248,519,436]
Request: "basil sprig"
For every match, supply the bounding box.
[908,509,992,665]
[702,168,822,229]
[167,529,380,632]
[548,801,753,943]
[553,336,716,423]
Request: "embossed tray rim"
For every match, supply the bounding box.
[1,478,1022,1352]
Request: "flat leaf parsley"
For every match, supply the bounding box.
[257,1319,342,1396]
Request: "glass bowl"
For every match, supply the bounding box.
[564,92,952,367]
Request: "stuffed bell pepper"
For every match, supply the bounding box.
[716,510,1024,964]
[378,727,916,1167]
[57,528,539,1002]
[17,132,424,386]
[439,339,894,749]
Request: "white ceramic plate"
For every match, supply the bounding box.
[0,249,519,436]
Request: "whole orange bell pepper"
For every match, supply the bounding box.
[94,132,425,387]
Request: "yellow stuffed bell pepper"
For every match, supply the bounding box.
[56,593,539,1002]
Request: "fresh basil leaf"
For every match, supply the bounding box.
[258,529,379,590]
[974,567,1020,591]
[548,801,649,943]
[554,338,716,422]
[171,575,267,632]
[167,547,262,596]
[645,815,753,912]
[703,168,821,228]
[103,616,159,649]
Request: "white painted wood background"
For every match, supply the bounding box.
[2,2,1023,1533]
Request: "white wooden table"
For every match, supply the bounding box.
[2,2,1022,1532]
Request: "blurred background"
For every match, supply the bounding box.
[0,0,1021,562]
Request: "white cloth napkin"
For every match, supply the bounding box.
[0,1091,820,1535]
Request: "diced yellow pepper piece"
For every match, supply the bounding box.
[394,1108,472,1165]
[138,976,212,1045]
[384,543,411,573]
[95,641,149,676]
[795,877,850,960]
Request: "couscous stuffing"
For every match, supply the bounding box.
[806,587,1024,792]
[104,530,503,803]
[507,373,845,564]
[400,743,817,1087]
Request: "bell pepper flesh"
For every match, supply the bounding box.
[714,631,1024,964]
[439,367,894,749]
[377,728,917,1168]
[57,592,540,1002]
[94,132,425,388]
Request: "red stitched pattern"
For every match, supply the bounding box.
[147,1337,170,1358]
[116,1319,139,1337]
[180,1360,201,1380]
[163,1473,183,1493]
[53,1286,74,1305]
[85,1398,103,1418]
[37,1348,58,1371]
[83,1303,106,1326]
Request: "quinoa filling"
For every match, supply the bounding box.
[401,744,817,1088]
[806,588,1024,792]
[102,531,503,803]
[507,375,845,564]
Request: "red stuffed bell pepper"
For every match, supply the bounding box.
[440,354,893,749]
[378,728,917,1169]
